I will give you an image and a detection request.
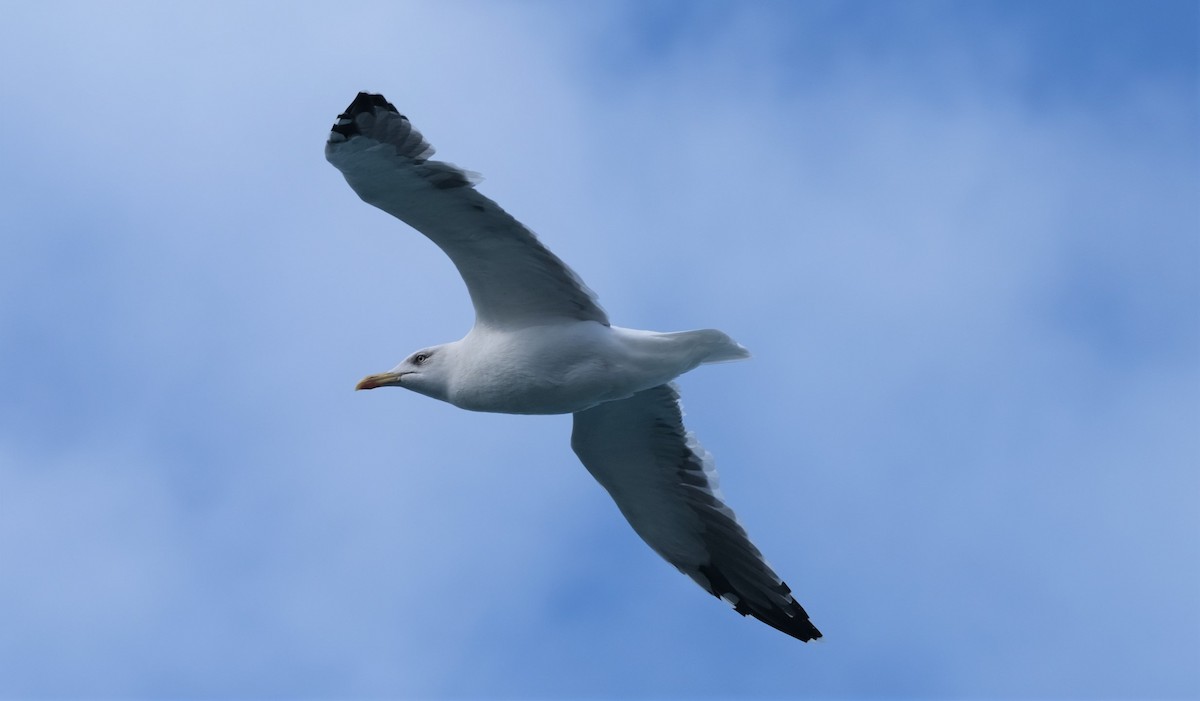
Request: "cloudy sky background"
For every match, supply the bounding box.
[1,1,1197,698]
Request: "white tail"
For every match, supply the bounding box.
[662,329,751,365]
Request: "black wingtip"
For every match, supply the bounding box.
[764,607,823,643]
[331,92,400,139]
[345,91,398,116]
[699,564,823,642]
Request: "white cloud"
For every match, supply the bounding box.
[0,1,1196,698]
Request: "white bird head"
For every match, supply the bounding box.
[355,344,452,402]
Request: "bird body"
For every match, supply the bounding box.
[326,92,821,643]
[362,322,749,415]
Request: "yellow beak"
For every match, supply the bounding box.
[355,371,406,391]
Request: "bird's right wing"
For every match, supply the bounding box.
[571,383,821,642]
[325,92,608,329]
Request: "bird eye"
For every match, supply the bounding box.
[413,353,429,365]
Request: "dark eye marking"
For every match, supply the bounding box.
[413,353,430,365]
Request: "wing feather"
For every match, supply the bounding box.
[325,92,607,328]
[571,384,822,642]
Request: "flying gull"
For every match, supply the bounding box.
[325,92,821,643]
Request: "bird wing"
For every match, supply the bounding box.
[325,92,608,329]
[571,383,821,642]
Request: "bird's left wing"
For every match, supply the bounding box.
[325,92,608,329]
[571,384,822,642]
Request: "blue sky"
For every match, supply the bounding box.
[1,1,1197,698]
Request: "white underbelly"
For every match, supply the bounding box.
[445,323,679,415]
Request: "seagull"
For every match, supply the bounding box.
[325,92,821,643]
